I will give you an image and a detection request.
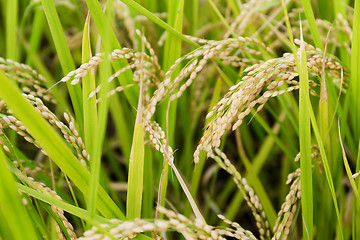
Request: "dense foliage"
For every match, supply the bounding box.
[0,0,359,239]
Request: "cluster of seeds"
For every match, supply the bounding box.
[12,160,47,178]
[79,206,257,240]
[24,176,76,240]
[287,12,352,53]
[60,30,163,104]
[93,83,135,103]
[294,144,320,162]
[217,214,258,240]
[144,120,174,163]
[144,36,273,122]
[194,40,344,163]
[0,112,41,152]
[208,148,271,240]
[62,112,90,166]
[0,94,89,167]
[58,33,274,130]
[206,148,319,240]
[58,33,275,126]
[60,52,104,85]
[25,94,90,167]
[272,168,301,240]
[0,57,55,103]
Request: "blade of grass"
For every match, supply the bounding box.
[225,117,288,222]
[316,26,336,239]
[157,0,184,219]
[350,1,360,237]
[85,3,134,164]
[85,3,154,171]
[0,69,124,219]
[156,157,169,219]
[82,12,98,164]
[0,150,38,240]
[120,0,198,47]
[41,0,84,135]
[282,3,343,238]
[318,0,334,20]
[241,156,277,227]
[350,0,360,146]
[301,0,323,49]
[15,181,107,224]
[299,56,345,240]
[252,109,297,158]
[85,0,139,107]
[338,121,360,200]
[15,183,126,240]
[298,35,313,240]
[355,141,360,239]
[18,6,72,117]
[162,0,184,72]
[6,0,18,60]
[109,93,132,162]
[160,0,184,143]
[142,145,154,218]
[87,1,114,220]
[186,0,198,35]
[126,33,145,219]
[24,2,44,65]
[185,77,222,217]
[126,124,145,219]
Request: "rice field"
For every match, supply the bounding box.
[0,0,359,239]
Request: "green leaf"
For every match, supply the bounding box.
[85,0,139,107]
[298,42,313,240]
[41,0,84,135]
[0,69,124,219]
[5,0,18,60]
[301,0,323,49]
[0,150,38,240]
[350,0,360,142]
[82,12,98,157]
[87,2,115,220]
[126,123,145,219]
[120,0,197,47]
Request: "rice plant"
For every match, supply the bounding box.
[0,0,359,239]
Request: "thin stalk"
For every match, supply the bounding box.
[298,35,313,240]
[88,0,114,220]
[351,1,360,237]
[120,0,198,47]
[126,33,145,219]
[301,0,323,49]
[82,13,98,162]
[41,0,84,135]
[6,0,18,60]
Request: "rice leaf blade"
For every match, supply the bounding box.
[0,69,124,219]
[82,13,98,158]
[0,150,38,240]
[298,43,313,240]
[5,0,18,60]
[126,123,145,219]
[40,0,84,134]
[301,0,323,49]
